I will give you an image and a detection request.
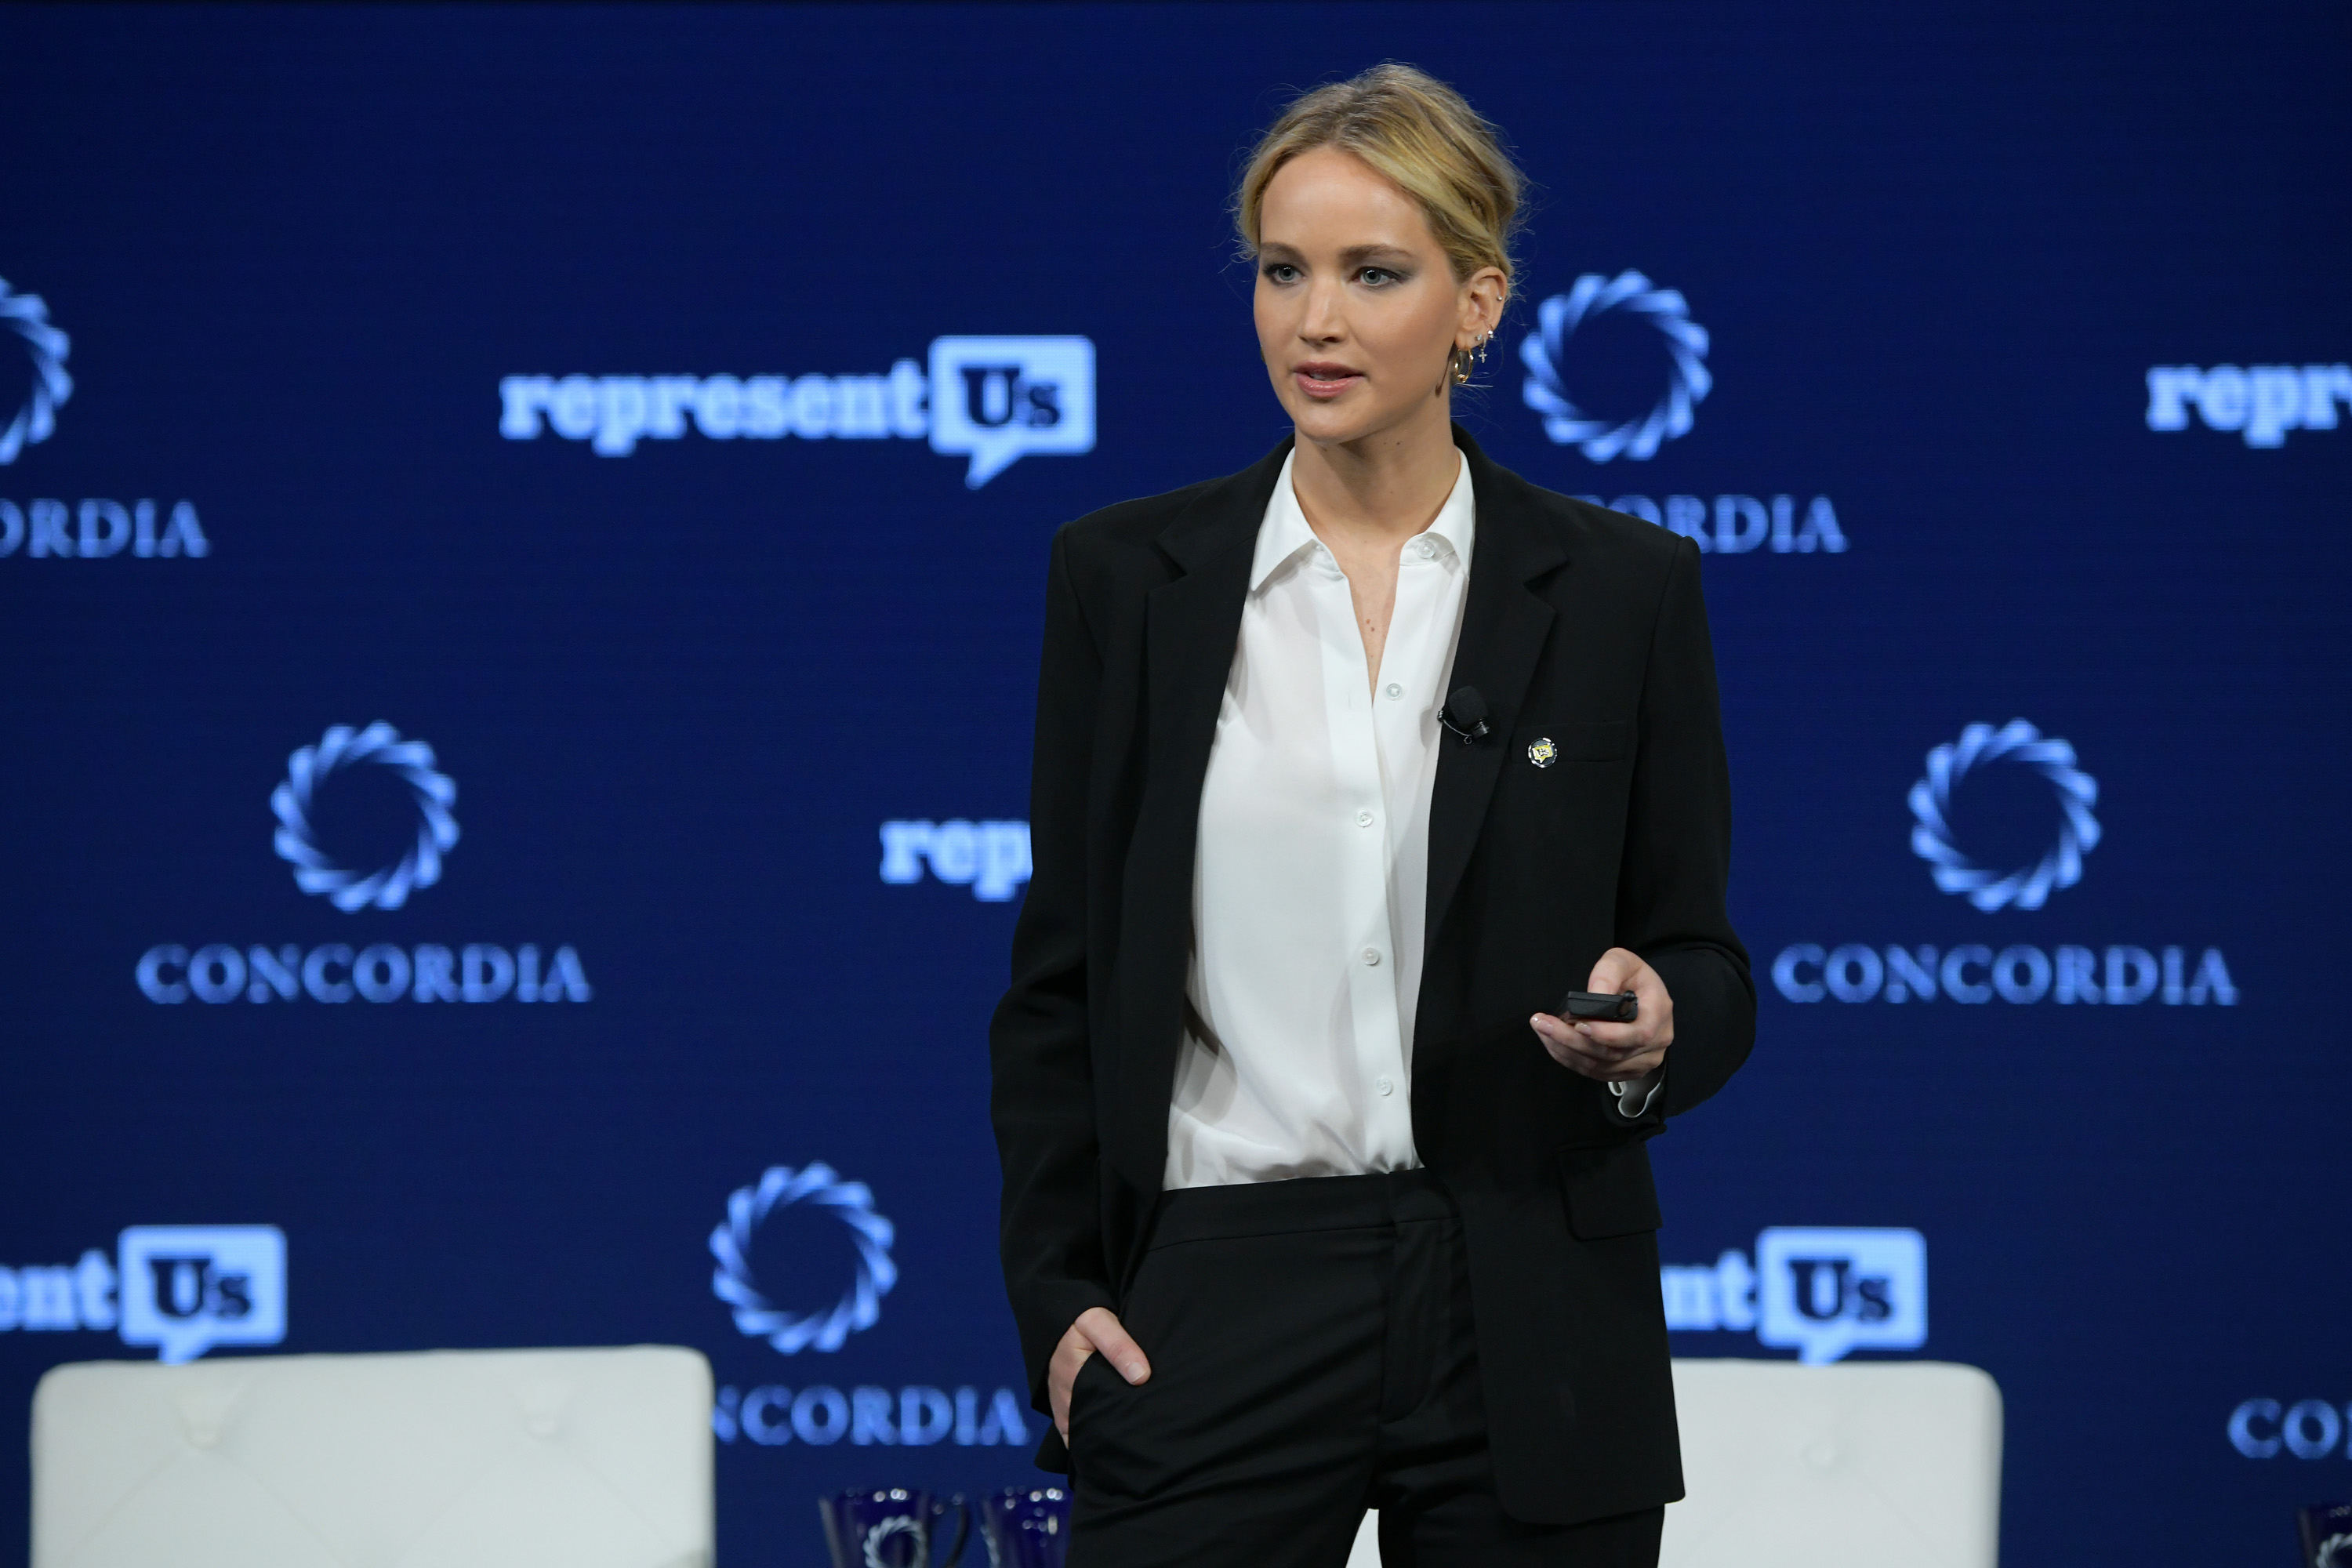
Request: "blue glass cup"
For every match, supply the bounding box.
[976,1486,1071,1568]
[818,1488,969,1568]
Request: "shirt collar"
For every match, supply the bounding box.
[1250,447,1477,593]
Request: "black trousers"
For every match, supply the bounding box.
[1065,1170,1663,1567]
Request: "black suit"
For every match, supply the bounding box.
[989,427,1753,1527]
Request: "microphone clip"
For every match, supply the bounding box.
[1439,685,1491,746]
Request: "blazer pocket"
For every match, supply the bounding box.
[1550,720,1630,761]
[1556,1141,1663,1240]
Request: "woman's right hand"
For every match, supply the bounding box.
[1050,1306,1152,1440]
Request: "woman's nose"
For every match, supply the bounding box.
[1300,286,1345,341]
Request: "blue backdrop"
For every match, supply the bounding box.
[2,3,2347,1563]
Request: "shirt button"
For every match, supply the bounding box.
[1361,947,1381,967]
[1356,810,1374,827]
[1384,682,1403,700]
[1374,1076,1395,1097]
[1416,540,1436,559]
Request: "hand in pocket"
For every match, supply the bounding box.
[1049,1306,1152,1440]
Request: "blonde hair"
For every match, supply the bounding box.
[1236,64,1524,290]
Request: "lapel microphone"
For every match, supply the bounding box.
[1439,685,1491,746]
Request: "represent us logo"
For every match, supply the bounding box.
[496,334,1095,488]
[927,336,1095,488]
[0,1225,286,1364]
[878,819,1033,902]
[1661,1226,1926,1365]
[1771,720,2237,1007]
[712,1163,898,1355]
[2146,363,2350,448]
[136,724,591,1006]
[1521,271,1710,462]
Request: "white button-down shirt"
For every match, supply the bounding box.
[1166,450,1661,1190]
[1165,451,1475,1189]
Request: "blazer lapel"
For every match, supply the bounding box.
[1107,439,1289,1188]
[1145,441,1290,793]
[1425,428,1567,949]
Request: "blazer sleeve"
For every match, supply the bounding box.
[1617,535,1755,1117]
[989,526,1119,1414]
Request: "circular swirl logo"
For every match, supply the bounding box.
[862,1517,923,1568]
[710,1163,898,1355]
[0,278,72,466]
[1908,720,2100,912]
[1519,270,1710,462]
[270,723,460,912]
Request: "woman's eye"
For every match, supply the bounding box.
[1358,267,1400,286]
[1265,263,1301,284]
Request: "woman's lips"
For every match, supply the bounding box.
[1292,364,1363,398]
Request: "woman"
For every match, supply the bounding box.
[990,64,1752,1568]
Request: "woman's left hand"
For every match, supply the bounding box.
[1530,947,1674,1083]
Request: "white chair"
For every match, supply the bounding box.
[1662,1359,2001,1566]
[1348,1359,2001,1567]
[33,1345,714,1568]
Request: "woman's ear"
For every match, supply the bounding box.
[1465,267,1508,339]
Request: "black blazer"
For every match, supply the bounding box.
[989,426,1754,1525]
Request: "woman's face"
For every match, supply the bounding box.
[1253,146,1501,450]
